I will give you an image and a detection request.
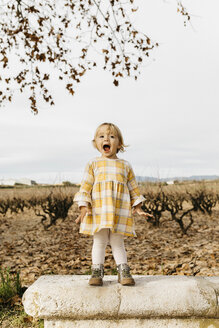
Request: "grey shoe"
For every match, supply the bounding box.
[89,264,104,286]
[117,263,135,286]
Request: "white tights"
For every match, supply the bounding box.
[92,229,127,265]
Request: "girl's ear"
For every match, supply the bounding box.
[117,143,122,153]
[92,139,97,149]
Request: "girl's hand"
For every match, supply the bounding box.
[75,206,92,224]
[132,204,153,219]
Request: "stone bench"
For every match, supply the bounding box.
[22,275,219,328]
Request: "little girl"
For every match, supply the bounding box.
[74,122,152,286]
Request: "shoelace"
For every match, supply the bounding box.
[121,267,131,278]
[92,268,103,277]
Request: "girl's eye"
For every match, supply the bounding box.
[110,135,115,138]
[99,135,104,138]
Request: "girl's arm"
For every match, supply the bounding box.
[132,203,153,219]
[75,205,92,224]
[74,161,94,204]
[127,164,153,219]
[127,164,144,206]
[74,161,94,223]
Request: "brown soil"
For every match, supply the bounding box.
[0,204,218,286]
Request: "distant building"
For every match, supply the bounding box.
[0,178,37,186]
[167,180,174,185]
[17,178,37,186]
[0,179,16,186]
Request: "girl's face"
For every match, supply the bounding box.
[95,125,121,159]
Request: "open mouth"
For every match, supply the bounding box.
[103,144,110,151]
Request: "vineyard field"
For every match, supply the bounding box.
[0,182,218,286]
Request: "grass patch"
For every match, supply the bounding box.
[0,268,23,305]
[0,268,43,327]
[0,306,43,328]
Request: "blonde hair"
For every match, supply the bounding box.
[92,122,128,153]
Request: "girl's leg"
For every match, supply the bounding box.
[109,231,134,286]
[109,231,127,265]
[92,228,109,264]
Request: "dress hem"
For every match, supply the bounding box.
[79,228,136,237]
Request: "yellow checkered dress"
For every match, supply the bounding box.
[74,157,145,237]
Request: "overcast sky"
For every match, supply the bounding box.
[0,0,219,184]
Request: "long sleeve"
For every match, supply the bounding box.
[74,161,94,206]
[127,164,145,207]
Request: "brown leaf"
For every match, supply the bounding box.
[113,79,119,86]
[43,74,50,80]
[23,316,33,323]
[115,72,123,77]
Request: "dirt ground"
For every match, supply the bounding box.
[0,203,218,286]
